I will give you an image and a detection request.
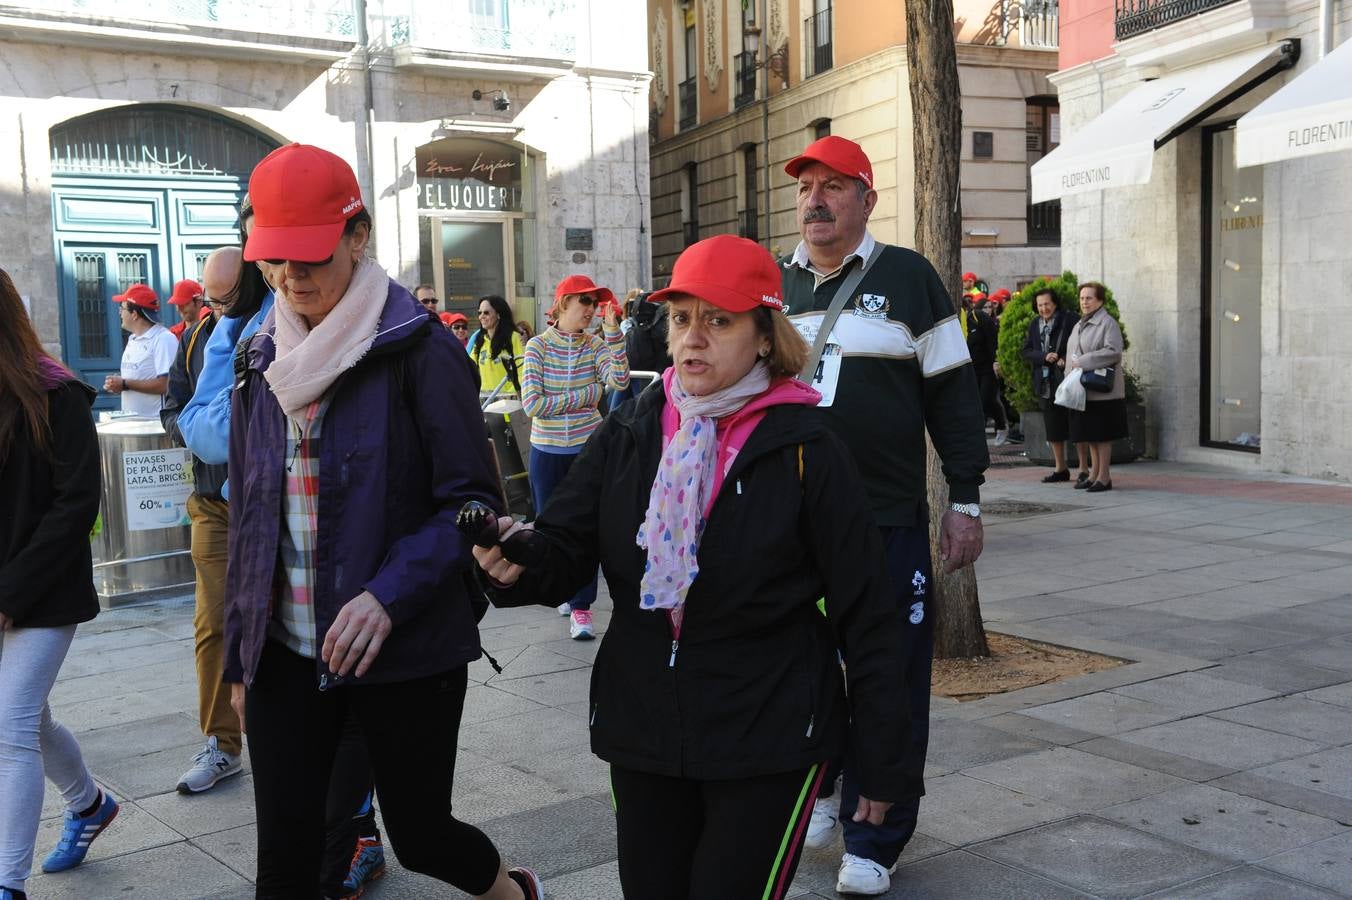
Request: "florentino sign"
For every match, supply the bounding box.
[417,137,525,213]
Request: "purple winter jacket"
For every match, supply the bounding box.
[223,281,500,687]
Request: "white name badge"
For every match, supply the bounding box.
[791,317,842,408]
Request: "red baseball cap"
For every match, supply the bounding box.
[111,283,159,311]
[168,279,203,306]
[784,135,873,189]
[243,144,365,263]
[440,312,469,327]
[991,288,1012,303]
[648,235,783,313]
[962,272,977,282]
[551,274,616,315]
[971,292,988,302]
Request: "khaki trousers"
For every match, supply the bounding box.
[187,493,240,755]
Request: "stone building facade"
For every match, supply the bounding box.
[1045,0,1352,477]
[1,0,650,399]
[645,0,1064,292]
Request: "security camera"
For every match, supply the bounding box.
[493,94,510,112]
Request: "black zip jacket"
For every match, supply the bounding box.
[162,314,227,500]
[0,379,102,627]
[490,382,920,803]
[1020,309,1077,397]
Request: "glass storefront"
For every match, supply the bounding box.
[1203,125,1263,451]
[416,137,537,325]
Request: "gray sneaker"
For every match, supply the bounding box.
[176,736,243,794]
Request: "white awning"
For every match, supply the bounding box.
[1031,43,1293,203]
[1236,39,1352,167]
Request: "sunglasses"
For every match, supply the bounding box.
[571,294,597,306]
[451,324,469,331]
[262,254,334,267]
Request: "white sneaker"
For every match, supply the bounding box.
[804,795,841,850]
[569,609,595,640]
[836,853,897,896]
[557,602,572,616]
[176,736,243,794]
[993,429,1009,446]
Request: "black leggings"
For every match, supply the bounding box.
[245,640,501,899]
[976,373,1008,430]
[612,764,825,900]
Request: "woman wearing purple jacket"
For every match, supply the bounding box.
[225,144,541,900]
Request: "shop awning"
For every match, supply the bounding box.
[1236,39,1352,167]
[1031,42,1297,203]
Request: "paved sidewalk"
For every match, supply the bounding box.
[23,460,1352,898]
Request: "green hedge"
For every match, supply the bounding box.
[995,271,1136,413]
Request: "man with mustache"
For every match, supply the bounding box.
[779,136,989,896]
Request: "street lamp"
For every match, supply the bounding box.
[742,24,788,80]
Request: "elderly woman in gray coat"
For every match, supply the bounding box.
[1066,281,1126,492]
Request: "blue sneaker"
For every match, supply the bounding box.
[41,790,119,873]
[1,886,29,899]
[339,836,386,899]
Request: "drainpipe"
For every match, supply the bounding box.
[1319,0,1333,56]
[761,0,772,248]
[355,0,378,223]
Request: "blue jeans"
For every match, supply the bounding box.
[528,446,599,611]
[821,522,933,868]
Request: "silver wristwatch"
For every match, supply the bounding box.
[948,502,981,518]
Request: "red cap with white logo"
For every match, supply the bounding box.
[242,144,365,263]
[784,135,874,189]
[648,235,783,313]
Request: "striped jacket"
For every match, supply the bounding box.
[521,326,629,451]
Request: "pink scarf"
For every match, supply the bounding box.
[636,364,820,613]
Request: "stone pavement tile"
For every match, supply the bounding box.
[978,711,1101,747]
[1133,544,1274,572]
[72,712,202,766]
[1208,771,1352,824]
[483,643,595,681]
[34,800,184,867]
[971,816,1231,899]
[912,773,1075,846]
[1207,656,1349,693]
[886,849,1092,899]
[1072,571,1249,606]
[1021,691,1186,736]
[923,720,1051,774]
[68,624,180,656]
[137,775,259,838]
[1258,832,1352,894]
[1233,605,1352,638]
[980,593,1112,623]
[456,707,590,763]
[492,666,592,707]
[970,570,1103,603]
[1141,865,1343,898]
[480,796,617,879]
[22,840,248,899]
[452,762,585,825]
[461,683,548,725]
[1276,565,1352,593]
[538,860,625,900]
[1073,737,1237,783]
[56,638,195,679]
[1153,620,1311,655]
[1172,523,1276,541]
[49,658,196,706]
[1126,629,1264,662]
[1212,695,1352,746]
[1248,747,1352,801]
[1114,716,1324,770]
[93,739,250,800]
[192,822,255,880]
[1136,593,1280,622]
[1110,671,1278,717]
[538,634,604,664]
[1100,782,1346,861]
[1301,682,1352,709]
[478,618,585,654]
[1033,607,1204,641]
[794,833,953,895]
[500,747,611,797]
[1035,558,1160,582]
[963,746,1187,813]
[52,680,199,733]
[1276,638,1352,674]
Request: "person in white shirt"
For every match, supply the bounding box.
[103,284,178,417]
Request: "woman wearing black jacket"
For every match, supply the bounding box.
[0,269,119,900]
[475,236,916,900]
[1020,287,1087,483]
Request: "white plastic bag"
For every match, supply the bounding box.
[1055,367,1086,411]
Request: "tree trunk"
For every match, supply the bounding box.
[906,0,989,659]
